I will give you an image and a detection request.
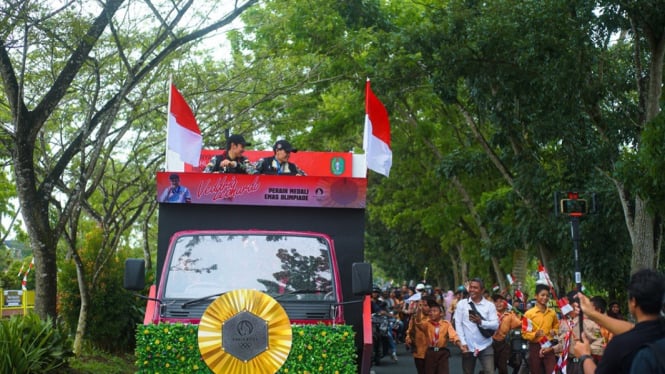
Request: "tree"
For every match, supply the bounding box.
[600,1,665,271]
[0,0,258,320]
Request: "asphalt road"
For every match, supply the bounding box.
[370,342,484,374]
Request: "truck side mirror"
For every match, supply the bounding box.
[124,258,146,291]
[351,262,373,295]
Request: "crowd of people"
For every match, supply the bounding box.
[370,268,665,374]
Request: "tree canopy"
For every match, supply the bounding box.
[0,0,663,338]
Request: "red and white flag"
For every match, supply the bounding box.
[506,273,515,285]
[522,317,533,332]
[555,330,572,374]
[363,80,392,177]
[538,262,551,285]
[558,298,574,316]
[538,335,552,348]
[167,83,202,166]
[17,262,25,278]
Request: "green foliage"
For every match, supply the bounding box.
[58,227,143,353]
[0,257,34,290]
[135,323,357,373]
[635,112,665,213]
[0,313,73,373]
[279,324,357,374]
[68,345,136,374]
[135,323,206,373]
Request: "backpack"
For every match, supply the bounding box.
[630,336,665,374]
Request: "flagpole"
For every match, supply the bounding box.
[363,78,370,175]
[165,76,173,171]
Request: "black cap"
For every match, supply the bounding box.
[274,140,297,153]
[169,174,180,181]
[491,293,505,302]
[227,134,251,148]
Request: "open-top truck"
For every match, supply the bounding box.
[124,150,374,373]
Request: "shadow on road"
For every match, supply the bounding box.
[371,342,472,374]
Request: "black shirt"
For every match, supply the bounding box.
[203,152,250,174]
[596,319,665,374]
[254,156,305,176]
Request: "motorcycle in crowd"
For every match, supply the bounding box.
[371,312,398,365]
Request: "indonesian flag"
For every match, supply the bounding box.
[22,273,28,290]
[506,273,515,285]
[555,330,572,374]
[167,83,202,166]
[538,262,551,285]
[363,80,392,177]
[522,317,533,332]
[558,298,574,316]
[538,335,552,348]
[514,289,524,301]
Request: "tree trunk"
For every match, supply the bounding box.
[490,256,506,292]
[15,138,59,320]
[631,196,657,272]
[512,249,528,291]
[628,13,664,272]
[449,252,460,288]
[72,251,89,356]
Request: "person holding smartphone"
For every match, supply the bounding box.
[453,278,499,374]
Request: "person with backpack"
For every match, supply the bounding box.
[629,334,665,373]
[574,268,665,374]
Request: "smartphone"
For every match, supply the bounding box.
[468,310,480,320]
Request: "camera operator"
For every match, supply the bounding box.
[574,269,665,374]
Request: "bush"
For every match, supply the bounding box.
[58,227,144,353]
[135,323,357,373]
[0,313,73,373]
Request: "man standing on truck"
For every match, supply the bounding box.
[254,139,306,176]
[203,134,253,173]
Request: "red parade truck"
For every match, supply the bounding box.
[124,150,374,373]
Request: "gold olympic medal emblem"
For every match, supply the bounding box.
[198,289,292,374]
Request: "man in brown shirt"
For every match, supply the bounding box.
[492,293,522,374]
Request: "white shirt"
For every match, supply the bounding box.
[453,297,499,351]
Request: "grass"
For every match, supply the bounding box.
[65,349,136,374]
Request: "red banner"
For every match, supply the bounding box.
[157,172,366,208]
[185,150,352,177]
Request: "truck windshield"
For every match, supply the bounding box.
[163,233,334,300]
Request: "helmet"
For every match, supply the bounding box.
[415,283,425,291]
